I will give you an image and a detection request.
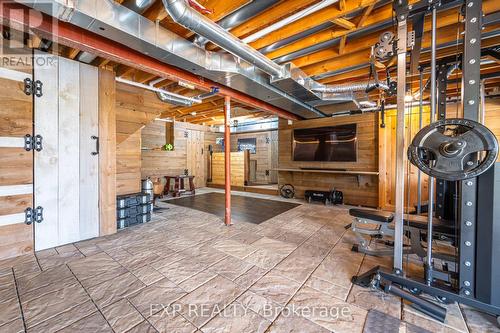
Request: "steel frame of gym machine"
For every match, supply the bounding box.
[353,0,500,323]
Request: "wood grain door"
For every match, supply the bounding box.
[34,52,99,251]
[0,66,35,259]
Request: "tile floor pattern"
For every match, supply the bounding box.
[0,190,499,333]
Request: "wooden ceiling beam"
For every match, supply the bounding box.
[91,57,111,67]
[357,2,375,28]
[331,17,355,30]
[229,0,321,39]
[143,1,168,21]
[262,2,394,60]
[300,19,500,76]
[248,0,379,50]
[338,35,346,55]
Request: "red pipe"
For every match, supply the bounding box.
[0,2,300,121]
[224,96,232,226]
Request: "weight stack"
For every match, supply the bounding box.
[116,192,152,230]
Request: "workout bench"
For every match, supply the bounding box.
[347,208,455,260]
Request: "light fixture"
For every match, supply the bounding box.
[190,111,197,116]
[404,94,414,102]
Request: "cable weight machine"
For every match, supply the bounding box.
[352,0,500,324]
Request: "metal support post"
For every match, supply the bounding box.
[426,4,438,285]
[393,0,409,274]
[435,65,448,220]
[459,0,482,298]
[224,96,232,226]
[417,69,423,215]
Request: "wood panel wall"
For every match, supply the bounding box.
[0,51,34,259]
[98,69,117,236]
[141,120,219,188]
[211,152,248,187]
[116,130,141,196]
[115,83,166,144]
[230,130,278,184]
[114,82,164,194]
[380,98,500,210]
[278,114,379,207]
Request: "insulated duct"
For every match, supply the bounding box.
[156,91,195,106]
[162,0,285,78]
[312,81,390,94]
[116,77,201,107]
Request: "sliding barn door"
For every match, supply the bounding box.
[34,51,99,251]
[0,66,34,259]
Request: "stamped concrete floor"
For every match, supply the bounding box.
[0,190,498,333]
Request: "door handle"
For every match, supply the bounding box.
[91,136,99,155]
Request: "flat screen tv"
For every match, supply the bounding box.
[238,138,257,154]
[293,124,357,162]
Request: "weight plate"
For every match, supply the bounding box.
[408,118,498,181]
[279,184,295,199]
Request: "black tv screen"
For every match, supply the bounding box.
[293,124,357,162]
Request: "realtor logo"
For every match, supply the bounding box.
[0,1,57,69]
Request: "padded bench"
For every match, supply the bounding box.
[347,208,455,258]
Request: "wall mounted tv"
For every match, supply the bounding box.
[292,124,357,162]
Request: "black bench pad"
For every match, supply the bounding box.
[349,209,454,235]
[349,209,394,223]
[404,215,455,235]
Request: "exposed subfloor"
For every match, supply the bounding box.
[0,190,498,333]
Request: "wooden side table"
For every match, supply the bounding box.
[164,175,196,197]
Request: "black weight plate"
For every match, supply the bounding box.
[408,118,498,181]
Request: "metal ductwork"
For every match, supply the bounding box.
[162,0,285,79]
[20,0,324,118]
[122,0,156,13]
[156,90,195,106]
[161,0,378,105]
[194,0,280,48]
[19,0,383,118]
[116,77,200,107]
[313,81,390,94]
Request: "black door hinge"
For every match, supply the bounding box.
[25,206,43,225]
[24,134,43,152]
[24,78,43,97]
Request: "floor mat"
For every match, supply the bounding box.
[164,192,300,224]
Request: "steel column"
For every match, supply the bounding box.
[425,5,438,285]
[435,65,449,220]
[393,0,409,274]
[459,0,482,298]
[417,69,424,215]
[224,96,232,226]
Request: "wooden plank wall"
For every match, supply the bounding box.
[116,130,142,195]
[0,49,34,259]
[141,120,219,188]
[98,69,117,236]
[278,114,379,207]
[380,99,500,210]
[115,83,166,144]
[230,130,278,184]
[211,152,248,187]
[115,82,164,194]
